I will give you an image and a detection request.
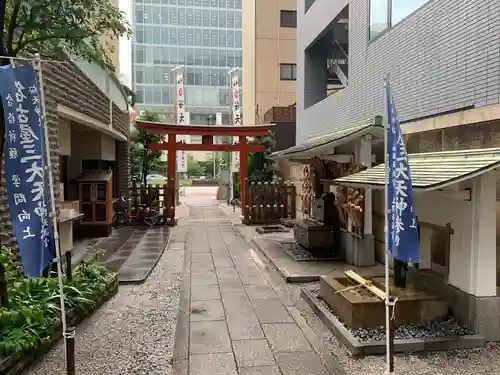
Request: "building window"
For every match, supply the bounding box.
[369,0,388,40]
[370,0,430,40]
[280,10,297,28]
[280,64,297,80]
[391,0,430,26]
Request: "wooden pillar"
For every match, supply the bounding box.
[239,135,247,210]
[167,133,177,220]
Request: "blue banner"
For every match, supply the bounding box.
[0,65,54,277]
[386,81,420,264]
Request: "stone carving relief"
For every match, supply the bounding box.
[300,156,367,235]
[301,164,314,217]
[335,163,367,236]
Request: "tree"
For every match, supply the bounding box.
[130,110,166,185]
[1,0,131,69]
[247,133,277,183]
[187,155,202,177]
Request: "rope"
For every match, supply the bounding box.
[386,296,399,320]
[63,329,76,339]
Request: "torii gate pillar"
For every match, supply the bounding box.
[137,122,274,223]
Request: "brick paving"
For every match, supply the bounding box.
[181,204,332,375]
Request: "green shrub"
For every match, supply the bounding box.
[0,246,114,357]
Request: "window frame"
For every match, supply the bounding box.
[368,0,431,42]
[280,10,297,28]
[279,63,297,81]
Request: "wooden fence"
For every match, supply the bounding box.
[243,179,296,225]
[129,180,175,221]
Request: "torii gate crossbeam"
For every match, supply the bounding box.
[136,121,274,222]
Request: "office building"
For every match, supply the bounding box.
[242,0,297,126]
[131,0,243,126]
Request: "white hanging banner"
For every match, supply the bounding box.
[178,112,190,173]
[176,71,188,172]
[231,74,240,172]
[216,112,223,125]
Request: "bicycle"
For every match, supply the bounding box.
[112,196,160,228]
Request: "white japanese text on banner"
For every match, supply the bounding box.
[0,66,54,277]
[386,81,420,264]
[231,73,240,172]
[176,71,188,172]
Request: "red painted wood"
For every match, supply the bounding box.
[239,135,248,210]
[202,135,213,145]
[150,143,264,152]
[137,121,273,136]
[139,123,272,218]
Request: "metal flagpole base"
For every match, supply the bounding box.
[64,327,76,375]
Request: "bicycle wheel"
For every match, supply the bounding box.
[112,213,126,228]
[143,210,159,227]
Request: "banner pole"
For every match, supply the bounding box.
[383,79,393,374]
[34,53,75,375]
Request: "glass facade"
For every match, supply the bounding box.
[132,0,243,122]
[369,0,430,40]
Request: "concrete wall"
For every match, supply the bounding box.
[297,0,500,142]
[243,0,297,125]
[71,128,116,161]
[415,190,474,294]
[58,119,72,156]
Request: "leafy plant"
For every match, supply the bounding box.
[0,247,115,358]
[247,133,277,183]
[0,0,131,70]
[0,245,23,284]
[0,307,54,356]
[130,110,167,185]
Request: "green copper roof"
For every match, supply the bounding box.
[332,147,500,191]
[272,116,383,158]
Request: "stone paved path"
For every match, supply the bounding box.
[105,226,170,283]
[178,205,332,375]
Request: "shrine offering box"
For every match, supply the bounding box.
[76,170,113,237]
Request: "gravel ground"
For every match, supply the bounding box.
[296,284,500,375]
[349,317,472,342]
[306,288,472,341]
[25,233,185,375]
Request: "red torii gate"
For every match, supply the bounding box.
[136,121,274,221]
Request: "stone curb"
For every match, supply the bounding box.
[301,288,486,356]
[172,233,191,375]
[119,229,172,285]
[301,288,363,355]
[251,237,320,283]
[0,275,119,375]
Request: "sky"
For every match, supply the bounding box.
[119,0,133,87]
